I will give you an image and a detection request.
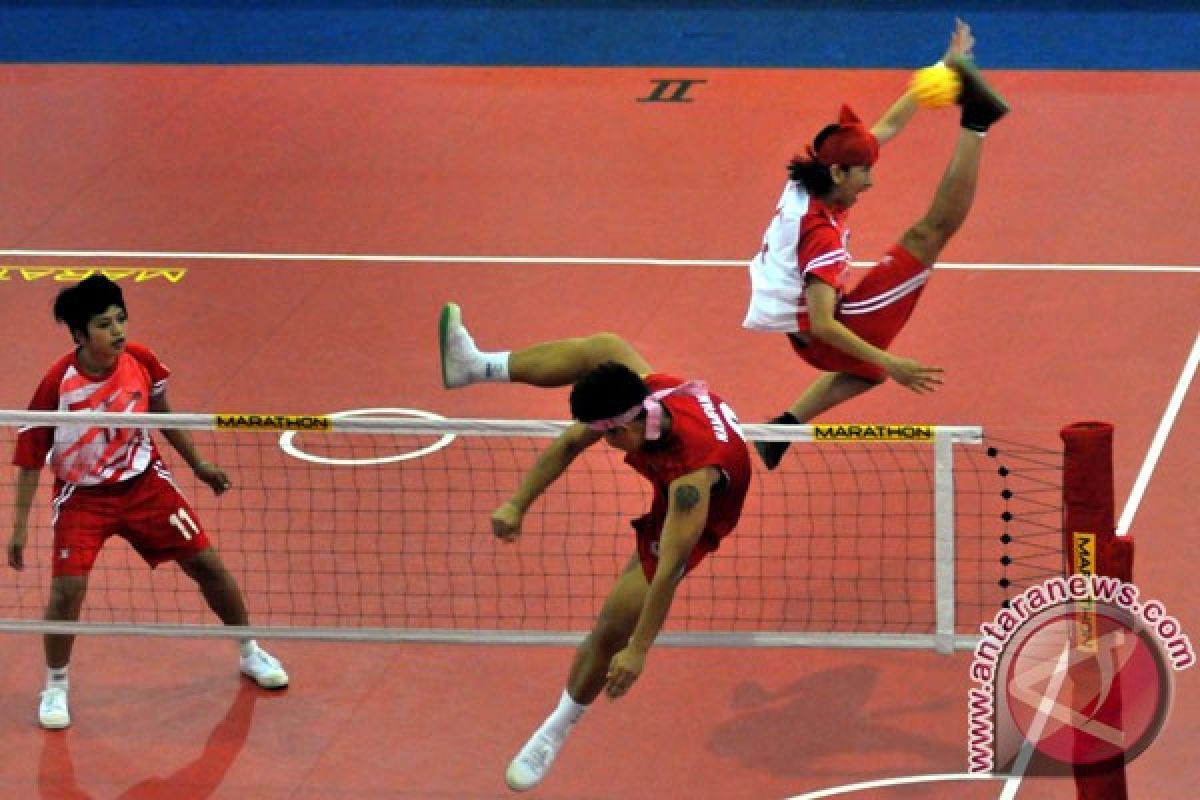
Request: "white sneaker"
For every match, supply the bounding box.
[439,302,481,389]
[505,729,565,792]
[39,687,70,730]
[240,647,289,689]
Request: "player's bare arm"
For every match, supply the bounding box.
[492,422,603,542]
[871,18,974,145]
[149,392,231,494]
[8,468,40,570]
[605,466,718,699]
[805,279,944,392]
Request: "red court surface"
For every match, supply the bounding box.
[0,65,1197,799]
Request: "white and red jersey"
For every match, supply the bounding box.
[13,342,169,486]
[743,181,852,333]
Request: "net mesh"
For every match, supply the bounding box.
[0,413,1064,644]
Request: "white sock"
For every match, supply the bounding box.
[541,689,587,740]
[238,639,257,658]
[46,667,69,690]
[478,351,511,383]
[449,320,509,385]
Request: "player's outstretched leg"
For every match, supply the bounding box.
[439,302,651,389]
[898,59,1007,271]
[505,560,647,790]
[180,549,289,689]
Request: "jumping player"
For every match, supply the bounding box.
[439,302,752,791]
[744,24,1009,469]
[8,275,288,730]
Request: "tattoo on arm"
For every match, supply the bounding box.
[673,484,701,512]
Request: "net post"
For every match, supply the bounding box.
[933,432,957,654]
[1060,421,1130,800]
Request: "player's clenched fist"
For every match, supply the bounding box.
[491,501,524,541]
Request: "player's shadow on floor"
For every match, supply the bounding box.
[38,683,260,799]
[708,663,962,779]
[36,729,94,800]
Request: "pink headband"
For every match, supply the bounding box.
[585,380,709,441]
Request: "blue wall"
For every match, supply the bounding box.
[1,1,1197,69]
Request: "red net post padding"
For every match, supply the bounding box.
[1061,421,1135,583]
[1060,421,1132,800]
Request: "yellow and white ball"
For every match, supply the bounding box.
[910,63,961,109]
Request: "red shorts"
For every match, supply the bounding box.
[791,244,931,382]
[631,513,722,582]
[49,460,212,578]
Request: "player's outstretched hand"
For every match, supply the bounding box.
[943,17,974,61]
[194,461,232,495]
[491,502,524,542]
[884,355,945,394]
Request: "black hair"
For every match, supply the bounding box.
[53,274,126,338]
[786,123,843,197]
[569,361,649,424]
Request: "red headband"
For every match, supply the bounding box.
[808,104,879,168]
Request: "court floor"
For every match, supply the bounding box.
[0,64,1196,799]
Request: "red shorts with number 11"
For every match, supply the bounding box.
[49,460,212,578]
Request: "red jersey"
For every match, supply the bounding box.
[13,342,169,486]
[623,373,752,555]
[743,182,852,334]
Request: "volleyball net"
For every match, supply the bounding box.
[0,410,1067,650]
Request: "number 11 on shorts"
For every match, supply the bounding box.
[169,508,200,540]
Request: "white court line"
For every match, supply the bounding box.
[782,772,1003,798]
[278,407,456,466]
[1116,331,1200,536]
[997,328,1199,799]
[1,248,1199,272]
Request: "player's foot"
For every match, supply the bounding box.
[755,412,798,470]
[240,647,289,689]
[39,687,70,730]
[439,302,484,389]
[945,55,1009,132]
[754,439,789,471]
[505,729,565,792]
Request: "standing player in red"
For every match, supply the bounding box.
[439,302,752,791]
[744,23,1009,469]
[8,275,288,731]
